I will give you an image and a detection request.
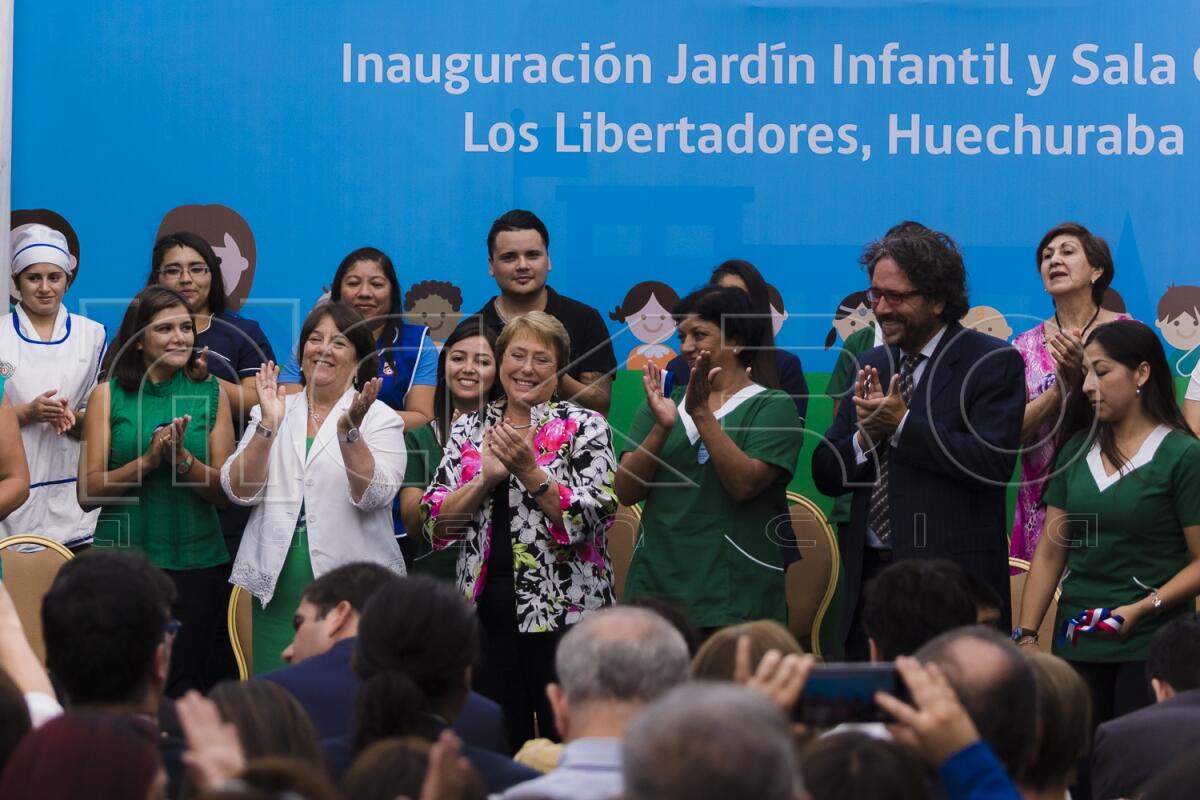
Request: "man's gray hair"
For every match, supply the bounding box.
[555,606,689,705]
[623,683,802,800]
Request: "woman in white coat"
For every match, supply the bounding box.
[0,224,105,548]
[221,301,406,673]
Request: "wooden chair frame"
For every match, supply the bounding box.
[786,492,841,659]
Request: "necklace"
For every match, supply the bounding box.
[1054,304,1101,337]
[309,401,334,424]
[501,412,534,430]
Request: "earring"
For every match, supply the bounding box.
[1136,386,1142,395]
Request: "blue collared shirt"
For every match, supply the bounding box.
[501,737,624,800]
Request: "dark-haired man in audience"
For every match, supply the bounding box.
[502,606,690,800]
[40,550,186,797]
[812,225,1025,661]
[1091,613,1200,800]
[259,562,507,752]
[476,208,617,414]
[862,559,979,663]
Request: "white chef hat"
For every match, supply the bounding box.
[10,223,76,275]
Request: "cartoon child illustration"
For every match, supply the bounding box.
[10,209,80,303]
[1155,284,1200,376]
[962,305,1013,342]
[823,290,876,349]
[156,204,257,311]
[609,280,679,370]
[1101,287,1127,314]
[767,284,789,338]
[403,280,464,347]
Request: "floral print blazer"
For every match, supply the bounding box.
[421,398,618,633]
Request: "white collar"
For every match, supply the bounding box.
[909,323,948,362]
[1087,425,1171,492]
[15,304,69,341]
[678,383,767,445]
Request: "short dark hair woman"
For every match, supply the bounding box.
[616,286,805,632]
[80,285,235,695]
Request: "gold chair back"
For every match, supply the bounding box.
[0,535,74,663]
[228,585,254,679]
[784,493,840,658]
[608,504,642,602]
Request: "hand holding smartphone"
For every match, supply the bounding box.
[795,663,910,727]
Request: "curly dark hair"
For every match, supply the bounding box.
[860,227,970,323]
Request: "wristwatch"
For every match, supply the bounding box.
[528,476,552,497]
[1011,627,1039,643]
[338,426,361,444]
[254,424,275,440]
[175,453,195,475]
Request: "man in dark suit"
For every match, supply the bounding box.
[258,562,508,753]
[1091,613,1200,800]
[812,225,1025,660]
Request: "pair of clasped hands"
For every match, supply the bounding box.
[478,421,539,489]
[851,366,909,449]
[18,390,76,435]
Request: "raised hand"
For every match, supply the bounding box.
[489,421,536,476]
[733,635,815,718]
[642,364,677,429]
[875,656,981,767]
[344,376,382,430]
[479,428,511,488]
[684,351,719,416]
[254,361,287,429]
[169,415,192,464]
[178,690,247,792]
[1049,328,1086,387]
[142,424,172,471]
[854,368,906,444]
[193,346,211,381]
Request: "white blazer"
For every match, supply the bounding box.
[221,388,407,606]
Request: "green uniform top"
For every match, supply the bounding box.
[1044,427,1200,662]
[402,423,458,582]
[824,326,876,525]
[621,385,804,628]
[97,373,228,571]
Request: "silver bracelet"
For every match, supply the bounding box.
[255,424,275,440]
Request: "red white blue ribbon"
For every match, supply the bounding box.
[1063,608,1124,646]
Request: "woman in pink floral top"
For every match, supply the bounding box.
[1011,222,1127,562]
[421,311,617,749]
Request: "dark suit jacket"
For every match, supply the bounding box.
[811,322,1025,639]
[1092,688,1200,800]
[259,636,509,753]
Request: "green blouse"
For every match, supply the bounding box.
[621,386,804,628]
[95,373,228,571]
[402,423,458,582]
[1044,428,1200,662]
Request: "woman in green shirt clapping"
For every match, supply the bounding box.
[79,285,235,695]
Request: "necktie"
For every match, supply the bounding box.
[867,353,923,545]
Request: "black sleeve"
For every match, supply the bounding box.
[572,305,618,378]
[775,351,809,425]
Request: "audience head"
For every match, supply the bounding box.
[710,257,779,339]
[340,738,487,800]
[1147,612,1200,701]
[800,732,927,800]
[103,285,203,390]
[862,559,978,661]
[42,550,176,710]
[861,225,969,352]
[486,209,551,298]
[433,315,500,442]
[549,607,690,740]
[148,231,226,315]
[295,301,378,392]
[0,668,30,775]
[495,310,570,410]
[624,596,703,657]
[915,626,1039,776]
[0,712,164,800]
[208,680,323,765]
[690,620,803,681]
[284,561,398,665]
[623,683,803,800]
[1035,221,1114,308]
[960,570,1005,628]
[1020,652,1091,792]
[229,757,340,800]
[352,574,478,752]
[674,285,776,388]
[329,246,403,346]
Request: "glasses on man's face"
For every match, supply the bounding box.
[866,287,923,306]
[159,265,211,279]
[164,619,183,641]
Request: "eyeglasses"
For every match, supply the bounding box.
[159,265,211,279]
[164,619,183,640]
[866,287,924,306]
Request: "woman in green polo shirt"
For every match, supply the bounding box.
[399,317,499,581]
[1017,320,1200,728]
[79,286,235,694]
[616,285,805,631]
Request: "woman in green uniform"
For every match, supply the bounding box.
[79,286,235,694]
[1017,320,1200,729]
[399,317,499,581]
[616,285,805,631]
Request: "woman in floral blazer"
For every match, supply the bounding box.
[421,311,617,749]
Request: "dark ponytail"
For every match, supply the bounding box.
[351,575,479,753]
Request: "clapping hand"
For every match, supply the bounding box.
[168,415,193,465]
[178,690,246,792]
[193,347,211,381]
[684,351,721,416]
[875,656,981,767]
[342,376,382,432]
[642,363,677,429]
[1049,327,1086,387]
[489,421,536,477]
[254,361,287,430]
[853,366,906,446]
[20,389,69,429]
[51,398,75,435]
[479,429,511,488]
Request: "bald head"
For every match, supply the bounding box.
[555,606,690,706]
[916,626,1038,776]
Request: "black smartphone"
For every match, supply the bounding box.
[796,663,909,727]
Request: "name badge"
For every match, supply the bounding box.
[697,443,710,464]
